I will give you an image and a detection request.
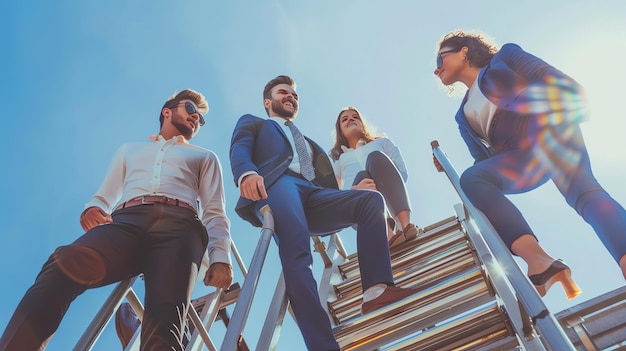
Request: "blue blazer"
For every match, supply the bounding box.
[455,43,586,163]
[230,114,338,227]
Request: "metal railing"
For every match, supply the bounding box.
[74,224,253,351]
[431,140,576,350]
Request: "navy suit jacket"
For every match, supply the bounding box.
[455,43,586,163]
[230,114,338,227]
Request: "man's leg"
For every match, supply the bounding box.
[0,209,145,351]
[253,175,340,351]
[305,186,394,290]
[140,206,207,351]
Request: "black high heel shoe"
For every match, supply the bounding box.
[528,259,581,300]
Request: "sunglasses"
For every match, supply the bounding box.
[436,47,462,68]
[170,101,205,126]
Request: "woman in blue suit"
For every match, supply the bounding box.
[433,30,626,299]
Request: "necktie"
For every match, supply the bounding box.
[285,120,315,181]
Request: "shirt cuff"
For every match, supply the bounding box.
[237,170,258,188]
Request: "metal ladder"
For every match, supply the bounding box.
[219,141,577,350]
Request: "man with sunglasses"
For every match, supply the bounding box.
[0,89,233,351]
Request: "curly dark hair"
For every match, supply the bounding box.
[438,30,498,68]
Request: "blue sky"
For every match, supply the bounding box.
[2,1,626,350]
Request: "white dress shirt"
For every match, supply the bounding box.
[84,134,231,266]
[332,137,408,190]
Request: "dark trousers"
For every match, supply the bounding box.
[460,116,626,263]
[252,173,393,351]
[0,205,207,351]
[353,150,412,218]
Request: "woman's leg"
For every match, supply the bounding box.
[529,121,626,277]
[459,151,556,274]
[363,151,413,230]
[352,170,396,240]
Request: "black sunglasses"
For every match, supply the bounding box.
[170,101,205,126]
[436,47,462,68]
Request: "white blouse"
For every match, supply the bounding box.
[464,77,498,147]
[332,137,408,190]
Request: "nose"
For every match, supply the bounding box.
[434,67,441,76]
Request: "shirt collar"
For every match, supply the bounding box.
[340,138,367,153]
[148,134,189,144]
[269,116,291,125]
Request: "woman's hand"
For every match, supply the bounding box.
[351,178,377,191]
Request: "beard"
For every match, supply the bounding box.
[271,98,297,118]
[171,111,196,140]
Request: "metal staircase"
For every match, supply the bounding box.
[71,141,626,351]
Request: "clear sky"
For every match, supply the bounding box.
[2,1,626,350]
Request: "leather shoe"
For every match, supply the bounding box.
[361,286,419,315]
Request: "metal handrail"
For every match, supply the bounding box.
[220,205,275,351]
[431,140,575,350]
[73,277,138,351]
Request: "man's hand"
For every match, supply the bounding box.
[351,178,377,191]
[240,174,267,201]
[203,262,233,289]
[80,207,113,232]
[433,155,444,172]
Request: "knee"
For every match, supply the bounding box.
[366,151,391,167]
[459,166,491,194]
[52,244,107,285]
[459,168,477,192]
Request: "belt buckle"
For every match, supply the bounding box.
[141,196,168,205]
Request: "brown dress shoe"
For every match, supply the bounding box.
[361,286,419,315]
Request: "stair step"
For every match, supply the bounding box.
[339,217,464,279]
[378,301,512,351]
[333,240,478,302]
[333,267,503,350]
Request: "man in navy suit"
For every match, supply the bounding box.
[229,75,418,350]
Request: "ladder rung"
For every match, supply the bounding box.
[191,283,241,317]
[339,219,464,278]
[331,265,489,325]
[378,301,511,351]
[334,269,499,350]
[331,241,477,306]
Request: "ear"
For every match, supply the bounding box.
[161,107,171,119]
[263,98,271,110]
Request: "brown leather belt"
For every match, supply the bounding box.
[117,195,196,213]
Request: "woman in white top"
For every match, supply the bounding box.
[329,106,420,247]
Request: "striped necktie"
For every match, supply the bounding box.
[285,120,315,181]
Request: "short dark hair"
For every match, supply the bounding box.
[438,30,497,68]
[262,75,296,115]
[159,89,208,128]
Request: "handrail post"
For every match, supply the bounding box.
[431,140,576,350]
[220,205,275,351]
[73,277,138,351]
